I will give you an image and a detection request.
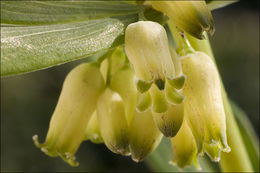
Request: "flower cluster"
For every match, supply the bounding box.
[33,1,230,169]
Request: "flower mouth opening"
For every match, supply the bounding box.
[33,135,79,167]
[155,78,165,90]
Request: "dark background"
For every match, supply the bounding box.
[1,1,259,172]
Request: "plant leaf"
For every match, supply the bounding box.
[230,101,260,172]
[1,1,144,25]
[1,1,168,76]
[1,17,136,76]
[206,0,238,11]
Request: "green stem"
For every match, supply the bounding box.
[168,20,194,56]
[185,33,254,172]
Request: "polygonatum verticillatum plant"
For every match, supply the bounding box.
[1,0,258,172]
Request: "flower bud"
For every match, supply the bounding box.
[85,111,103,144]
[181,51,230,154]
[152,1,214,39]
[170,118,200,169]
[33,63,105,166]
[96,88,130,156]
[204,143,221,162]
[129,109,163,162]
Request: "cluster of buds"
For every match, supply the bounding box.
[33,1,230,169]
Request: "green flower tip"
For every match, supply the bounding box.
[165,84,185,105]
[136,79,153,93]
[33,135,57,157]
[168,156,201,171]
[167,75,186,90]
[33,135,79,167]
[59,152,79,167]
[152,103,184,138]
[129,109,163,163]
[136,92,152,112]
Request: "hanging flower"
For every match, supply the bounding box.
[125,21,185,113]
[33,63,105,166]
[181,51,230,155]
[151,0,214,39]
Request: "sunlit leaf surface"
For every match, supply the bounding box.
[1,1,154,76]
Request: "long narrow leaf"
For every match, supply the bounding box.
[1,17,135,76]
[1,1,144,25]
[206,0,238,11]
[1,1,168,76]
[230,101,260,172]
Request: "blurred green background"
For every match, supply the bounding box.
[1,1,259,172]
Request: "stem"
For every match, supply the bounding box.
[168,20,194,56]
[185,32,254,172]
